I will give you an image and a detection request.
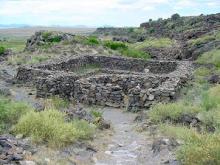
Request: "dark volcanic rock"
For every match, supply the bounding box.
[0,49,12,62]
[112,37,130,43]
[25,31,75,52]
[152,138,179,154]
[208,74,220,84]
[0,135,35,164]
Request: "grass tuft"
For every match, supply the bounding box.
[201,85,220,111]
[104,40,128,50]
[45,96,70,109]
[14,109,95,148]
[133,37,174,50]
[188,31,220,46]
[160,125,220,165]
[120,48,150,59]
[149,102,202,123]
[0,97,31,133]
[196,49,220,68]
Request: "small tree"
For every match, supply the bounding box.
[171,13,180,21]
[0,46,5,55]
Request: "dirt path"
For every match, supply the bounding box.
[92,108,176,165]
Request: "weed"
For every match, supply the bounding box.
[85,36,100,45]
[189,31,220,46]
[149,102,202,123]
[42,31,61,43]
[196,49,220,68]
[201,85,220,111]
[14,109,95,148]
[160,125,220,165]
[104,41,128,50]
[194,67,211,77]
[27,55,50,64]
[194,67,212,84]
[45,96,69,109]
[0,96,31,133]
[120,48,150,60]
[198,110,220,132]
[91,110,103,118]
[42,31,53,40]
[74,64,101,74]
[133,37,174,50]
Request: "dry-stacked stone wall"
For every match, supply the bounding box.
[16,55,192,110]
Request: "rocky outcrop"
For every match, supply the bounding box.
[25,31,75,52]
[143,45,184,60]
[0,49,12,62]
[183,40,220,60]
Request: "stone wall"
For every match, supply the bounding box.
[35,55,178,74]
[16,55,192,110]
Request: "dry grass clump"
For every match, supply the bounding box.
[160,125,220,165]
[14,109,95,148]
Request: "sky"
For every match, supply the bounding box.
[0,0,220,27]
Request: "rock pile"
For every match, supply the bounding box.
[0,135,35,165]
[25,31,75,52]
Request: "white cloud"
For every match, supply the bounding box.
[0,0,219,26]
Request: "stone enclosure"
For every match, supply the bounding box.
[17,55,192,110]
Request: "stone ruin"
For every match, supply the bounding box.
[16,55,192,111]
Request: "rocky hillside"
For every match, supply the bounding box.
[94,13,220,60]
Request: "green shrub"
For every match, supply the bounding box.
[85,36,100,45]
[103,40,150,59]
[189,35,215,46]
[45,96,70,109]
[189,31,220,46]
[194,67,212,84]
[149,102,202,123]
[0,46,6,55]
[0,97,31,132]
[104,41,128,50]
[160,125,220,165]
[194,67,211,77]
[148,27,155,34]
[120,48,150,60]
[27,55,50,64]
[196,49,220,68]
[133,38,174,50]
[91,110,103,118]
[14,109,95,148]
[198,110,220,132]
[42,32,61,43]
[42,31,53,40]
[48,36,62,43]
[201,85,220,111]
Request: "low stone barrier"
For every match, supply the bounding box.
[16,55,192,110]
